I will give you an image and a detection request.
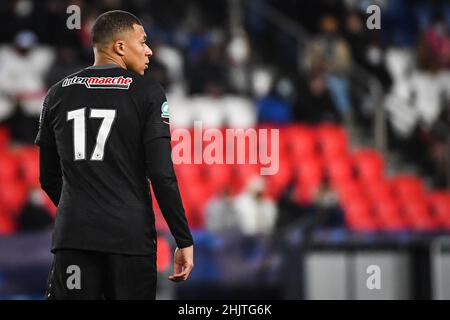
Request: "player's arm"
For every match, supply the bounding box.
[145,137,194,282]
[39,145,62,206]
[35,88,62,206]
[143,82,194,281]
[145,137,194,249]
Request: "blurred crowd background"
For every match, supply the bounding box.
[0,0,449,300]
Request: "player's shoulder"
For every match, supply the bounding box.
[134,71,165,94]
[47,68,87,98]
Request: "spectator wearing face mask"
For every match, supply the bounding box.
[233,177,278,236]
[0,30,55,143]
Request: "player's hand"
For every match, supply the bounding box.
[168,245,194,282]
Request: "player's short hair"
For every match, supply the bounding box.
[91,10,143,46]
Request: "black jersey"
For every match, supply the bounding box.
[35,64,193,255]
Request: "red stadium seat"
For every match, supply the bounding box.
[0,207,16,235]
[179,182,209,229]
[324,156,354,187]
[229,164,260,195]
[391,175,425,201]
[0,180,28,216]
[0,151,20,182]
[316,124,348,159]
[364,179,393,202]
[156,236,171,273]
[281,125,317,160]
[200,163,231,195]
[428,192,450,229]
[0,126,11,149]
[174,164,201,188]
[402,199,438,231]
[293,156,323,204]
[373,198,408,231]
[335,179,364,205]
[16,146,40,188]
[342,195,378,232]
[353,149,384,182]
[264,158,293,199]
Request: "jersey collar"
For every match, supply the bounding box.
[86,64,122,70]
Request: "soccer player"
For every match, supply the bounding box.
[35,10,194,300]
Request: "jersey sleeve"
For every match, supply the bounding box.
[35,89,56,147]
[143,81,171,144]
[145,137,194,249]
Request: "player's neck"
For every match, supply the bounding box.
[93,54,127,70]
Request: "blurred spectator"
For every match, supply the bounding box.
[426,105,450,188]
[187,40,230,96]
[276,175,344,235]
[418,12,450,71]
[17,188,53,231]
[275,179,303,231]
[45,46,86,88]
[344,11,369,68]
[305,15,353,121]
[294,71,341,124]
[151,41,184,93]
[344,11,392,90]
[256,76,294,124]
[233,177,278,236]
[147,57,171,90]
[312,177,344,229]
[0,30,54,143]
[227,31,252,95]
[205,187,239,234]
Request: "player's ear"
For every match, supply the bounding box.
[114,40,126,56]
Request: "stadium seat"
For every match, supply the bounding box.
[0,180,28,216]
[391,175,425,201]
[192,96,225,128]
[179,182,210,229]
[373,198,408,231]
[264,158,293,199]
[229,164,260,195]
[324,155,354,187]
[281,124,317,160]
[428,192,450,229]
[16,146,40,188]
[174,164,201,186]
[166,94,194,128]
[316,124,348,159]
[0,151,20,182]
[0,126,10,149]
[342,195,378,232]
[200,163,231,195]
[223,95,257,128]
[334,179,365,205]
[353,149,384,182]
[402,199,438,231]
[156,236,172,273]
[293,155,323,204]
[364,179,393,202]
[0,207,16,235]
